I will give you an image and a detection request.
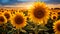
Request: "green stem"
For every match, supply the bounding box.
[18,29,19,34]
[35,24,38,34]
[35,31,38,34]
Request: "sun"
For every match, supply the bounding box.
[11,12,27,29]
[53,20,60,34]
[28,2,50,25]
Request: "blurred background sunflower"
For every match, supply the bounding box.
[0,15,7,25]
[3,11,11,20]
[51,13,58,21]
[57,11,60,16]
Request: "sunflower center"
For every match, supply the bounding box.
[0,16,5,22]
[2,11,4,12]
[4,13,10,19]
[57,23,60,31]
[58,12,60,15]
[53,16,56,19]
[33,8,45,19]
[14,15,24,24]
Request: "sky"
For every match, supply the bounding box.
[0,0,60,5]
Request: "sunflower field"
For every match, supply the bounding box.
[0,2,60,34]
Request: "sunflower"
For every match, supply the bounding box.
[0,15,7,25]
[52,10,58,13]
[0,12,3,15]
[11,12,27,29]
[53,20,60,34]
[1,10,4,13]
[10,10,17,16]
[3,11,11,20]
[57,11,60,16]
[28,2,50,25]
[51,13,58,21]
[51,10,58,14]
[50,9,58,15]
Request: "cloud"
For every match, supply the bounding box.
[0,0,60,5]
[0,0,37,5]
[17,0,37,1]
[0,0,18,5]
[44,0,60,4]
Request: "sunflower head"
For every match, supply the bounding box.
[51,13,58,21]
[33,6,46,19]
[53,20,60,34]
[10,10,18,16]
[11,12,27,29]
[28,2,50,25]
[14,14,24,24]
[57,11,60,16]
[0,15,7,25]
[3,11,11,20]
[0,12,3,15]
[1,10,4,13]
